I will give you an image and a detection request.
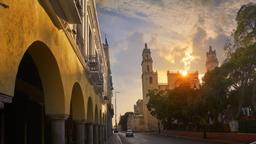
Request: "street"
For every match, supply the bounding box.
[117,133,226,144]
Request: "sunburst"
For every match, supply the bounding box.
[180,70,188,77]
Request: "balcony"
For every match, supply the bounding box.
[88,56,104,95]
[49,0,82,24]
[88,56,99,72]
[94,73,103,95]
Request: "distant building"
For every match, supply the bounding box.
[127,113,144,132]
[206,46,219,72]
[134,99,143,114]
[141,43,201,131]
[127,99,145,132]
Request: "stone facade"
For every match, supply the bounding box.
[141,43,159,131]
[134,99,143,114]
[127,99,144,132]
[127,113,145,132]
[166,71,200,89]
[0,0,113,144]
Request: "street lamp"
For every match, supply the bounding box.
[115,91,120,129]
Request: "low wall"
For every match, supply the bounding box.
[164,130,256,143]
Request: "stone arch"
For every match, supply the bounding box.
[87,97,93,122]
[4,41,65,144]
[70,82,86,120]
[66,82,86,144]
[25,41,66,115]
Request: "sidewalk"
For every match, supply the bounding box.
[151,130,256,144]
[107,134,123,144]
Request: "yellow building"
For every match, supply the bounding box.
[0,0,113,144]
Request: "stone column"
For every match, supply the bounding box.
[0,94,12,144]
[98,124,101,144]
[101,124,105,144]
[86,123,93,144]
[50,115,68,144]
[93,124,99,144]
[0,102,4,144]
[100,125,103,144]
[84,124,88,144]
[103,125,106,143]
[75,121,85,144]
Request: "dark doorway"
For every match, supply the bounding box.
[4,52,49,144]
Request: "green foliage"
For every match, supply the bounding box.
[235,3,256,47]
[147,84,202,130]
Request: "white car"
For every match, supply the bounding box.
[125,129,134,137]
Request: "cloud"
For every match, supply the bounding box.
[107,31,145,115]
[190,25,229,73]
[96,0,256,115]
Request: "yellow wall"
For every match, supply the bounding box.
[0,0,105,124]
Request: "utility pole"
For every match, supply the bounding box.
[115,91,120,129]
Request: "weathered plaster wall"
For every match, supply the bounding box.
[0,0,105,123]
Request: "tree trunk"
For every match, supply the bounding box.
[203,126,207,139]
[236,80,246,118]
[252,81,256,107]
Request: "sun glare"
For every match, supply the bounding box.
[180,70,188,77]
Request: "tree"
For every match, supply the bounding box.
[147,83,201,130]
[235,3,256,48]
[201,67,231,121]
[147,89,169,128]
[223,3,256,118]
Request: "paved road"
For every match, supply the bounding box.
[118,133,226,144]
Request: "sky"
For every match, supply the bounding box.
[95,0,256,118]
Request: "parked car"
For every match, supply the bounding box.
[125,129,134,137]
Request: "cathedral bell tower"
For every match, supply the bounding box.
[206,46,219,72]
[142,43,153,73]
[141,43,158,131]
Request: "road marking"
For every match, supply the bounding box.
[117,134,123,144]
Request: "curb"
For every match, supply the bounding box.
[107,134,123,144]
[148,132,240,144]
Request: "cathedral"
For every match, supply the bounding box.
[141,43,219,131]
[206,46,219,72]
